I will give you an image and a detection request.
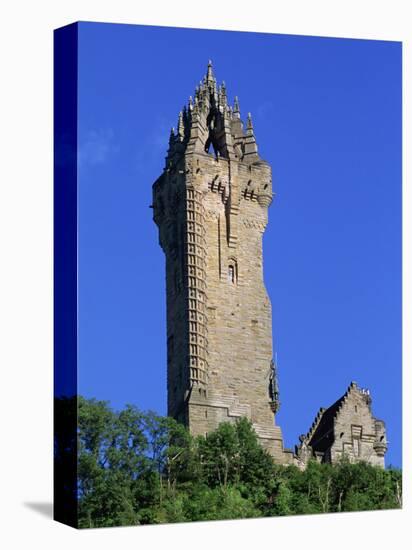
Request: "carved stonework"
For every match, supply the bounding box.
[242,218,266,232]
[204,209,220,221]
[186,187,208,389]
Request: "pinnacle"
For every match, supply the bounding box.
[233,96,240,118]
[247,112,254,130]
[206,59,214,83]
[177,111,185,140]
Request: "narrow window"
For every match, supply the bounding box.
[227,258,238,284]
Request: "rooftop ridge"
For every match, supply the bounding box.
[304,406,327,441]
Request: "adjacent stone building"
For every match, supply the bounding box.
[296,382,387,468]
[152,61,387,467]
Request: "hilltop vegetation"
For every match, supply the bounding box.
[60,397,401,528]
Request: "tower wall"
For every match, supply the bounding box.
[185,154,287,460]
[153,62,292,462]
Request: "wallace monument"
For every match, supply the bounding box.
[152,61,388,468]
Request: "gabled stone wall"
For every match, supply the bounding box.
[296,383,387,468]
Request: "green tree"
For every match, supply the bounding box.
[332,458,402,512]
[71,396,402,527]
[197,421,240,489]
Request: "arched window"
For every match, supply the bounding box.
[227,258,238,284]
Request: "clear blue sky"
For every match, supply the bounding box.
[77,22,402,467]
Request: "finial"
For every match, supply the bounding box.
[219,85,227,108]
[177,111,184,140]
[206,59,214,83]
[244,111,259,158]
[233,96,240,117]
[188,95,193,110]
[167,127,175,154]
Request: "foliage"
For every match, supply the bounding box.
[69,396,402,528]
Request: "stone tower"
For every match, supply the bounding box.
[153,61,293,463]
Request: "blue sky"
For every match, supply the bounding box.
[77,22,402,466]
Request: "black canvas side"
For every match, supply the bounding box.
[53,21,78,529]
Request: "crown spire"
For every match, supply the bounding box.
[163,62,263,163]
